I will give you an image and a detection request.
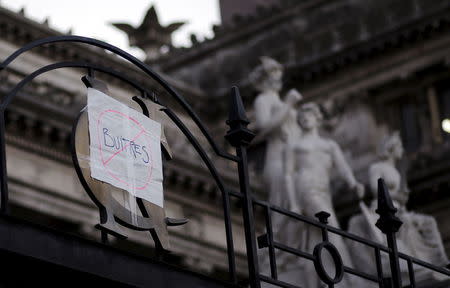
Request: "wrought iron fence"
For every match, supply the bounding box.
[0,36,449,288]
[224,88,450,288]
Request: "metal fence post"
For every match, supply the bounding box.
[225,86,260,288]
[0,110,8,214]
[375,178,403,288]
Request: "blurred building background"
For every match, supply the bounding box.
[0,0,449,284]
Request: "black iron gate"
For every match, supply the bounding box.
[0,36,449,288]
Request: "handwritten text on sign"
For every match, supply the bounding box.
[87,88,164,208]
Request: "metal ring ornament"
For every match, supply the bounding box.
[313,241,344,285]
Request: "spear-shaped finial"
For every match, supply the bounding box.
[225,86,255,147]
[375,178,403,234]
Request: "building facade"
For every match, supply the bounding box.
[0,0,449,286]
[155,0,450,253]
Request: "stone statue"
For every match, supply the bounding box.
[348,131,449,285]
[251,56,302,208]
[282,102,364,287]
[250,56,304,284]
[112,5,185,60]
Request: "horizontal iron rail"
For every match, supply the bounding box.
[259,275,302,288]
[407,259,416,288]
[251,195,450,285]
[273,241,315,261]
[343,266,379,283]
[252,198,390,250]
[398,252,450,276]
[273,241,380,283]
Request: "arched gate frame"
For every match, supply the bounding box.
[0,36,449,288]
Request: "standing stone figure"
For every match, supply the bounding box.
[348,132,449,285]
[283,102,364,287]
[250,56,303,283]
[251,56,302,207]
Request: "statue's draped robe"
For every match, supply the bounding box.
[253,92,303,285]
[348,202,449,286]
[348,160,449,286]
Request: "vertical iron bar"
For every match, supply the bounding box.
[384,216,402,288]
[322,228,329,242]
[264,205,277,280]
[101,231,109,244]
[383,278,393,288]
[374,247,385,288]
[315,211,330,242]
[407,259,415,288]
[375,179,403,288]
[88,67,94,77]
[225,87,259,288]
[315,212,331,288]
[236,146,261,288]
[0,110,8,214]
[223,189,237,283]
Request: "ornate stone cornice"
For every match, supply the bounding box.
[207,4,450,117]
[0,5,208,114]
[285,4,450,86]
[158,1,450,75]
[157,0,325,70]
[156,1,450,112]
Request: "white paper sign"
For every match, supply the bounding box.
[87,88,164,208]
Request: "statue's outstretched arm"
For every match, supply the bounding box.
[331,142,364,198]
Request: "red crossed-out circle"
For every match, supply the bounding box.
[96,109,153,190]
